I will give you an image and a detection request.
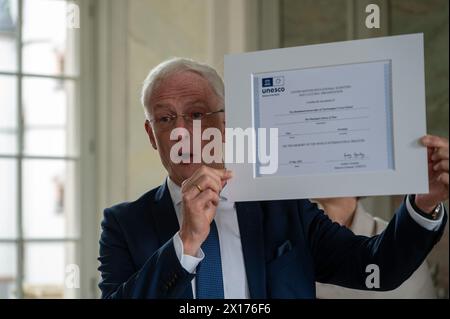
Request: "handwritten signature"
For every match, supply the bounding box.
[344,152,366,159]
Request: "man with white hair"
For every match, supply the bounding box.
[98,57,449,299]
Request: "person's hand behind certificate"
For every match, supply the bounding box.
[416,135,449,212]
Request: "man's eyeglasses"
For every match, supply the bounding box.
[149,109,225,130]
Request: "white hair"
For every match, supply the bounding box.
[141,57,224,119]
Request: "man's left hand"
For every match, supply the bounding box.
[415,135,449,213]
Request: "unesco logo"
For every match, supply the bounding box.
[262,78,274,87]
[262,76,285,94]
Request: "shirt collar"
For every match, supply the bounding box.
[167,176,183,207]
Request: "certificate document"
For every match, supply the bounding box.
[253,60,394,177]
[225,33,428,202]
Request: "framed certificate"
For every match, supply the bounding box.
[224,33,428,202]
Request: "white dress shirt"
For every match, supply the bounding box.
[167,176,444,299]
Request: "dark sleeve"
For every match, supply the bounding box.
[98,208,194,298]
[305,199,447,291]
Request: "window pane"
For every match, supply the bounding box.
[0,75,17,155]
[22,78,77,156]
[24,242,77,298]
[0,159,17,238]
[23,159,77,239]
[22,0,78,76]
[0,244,17,298]
[0,0,18,72]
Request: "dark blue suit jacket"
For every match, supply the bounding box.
[98,182,446,299]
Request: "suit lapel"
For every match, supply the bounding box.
[151,182,194,299]
[236,201,267,298]
[152,182,180,245]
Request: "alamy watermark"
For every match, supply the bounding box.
[365,4,380,29]
[66,2,80,29]
[65,263,80,289]
[365,264,380,289]
[169,120,279,175]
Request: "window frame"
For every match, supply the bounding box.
[0,0,97,299]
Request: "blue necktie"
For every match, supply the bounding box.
[196,220,224,299]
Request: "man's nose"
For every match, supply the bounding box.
[174,115,190,129]
[173,117,193,140]
[174,116,187,128]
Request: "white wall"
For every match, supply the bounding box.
[97,0,260,205]
[126,0,209,199]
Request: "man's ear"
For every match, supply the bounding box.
[145,120,158,150]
